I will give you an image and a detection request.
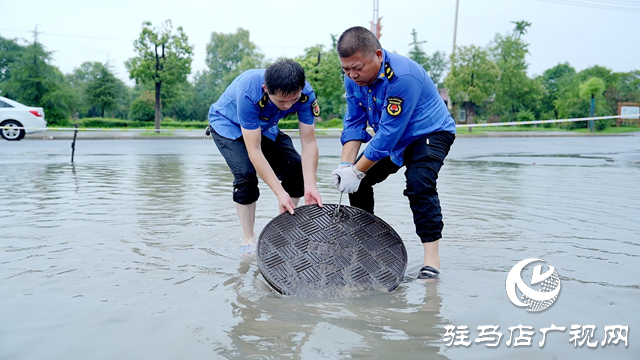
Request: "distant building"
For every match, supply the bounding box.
[438,88,451,110]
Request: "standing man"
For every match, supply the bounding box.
[208,59,323,253]
[332,27,456,280]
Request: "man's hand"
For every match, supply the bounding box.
[304,187,323,207]
[276,192,295,214]
[331,165,365,193]
[332,163,352,188]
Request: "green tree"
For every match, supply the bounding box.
[192,70,217,120]
[192,28,265,120]
[490,21,542,121]
[295,36,345,120]
[537,62,576,119]
[206,28,263,86]
[205,28,264,96]
[0,36,23,86]
[3,31,72,123]
[553,66,616,126]
[444,45,499,123]
[86,62,126,118]
[579,77,607,131]
[427,51,449,88]
[129,90,156,121]
[125,20,193,130]
[164,81,198,121]
[579,77,606,103]
[610,70,640,105]
[67,61,100,118]
[408,29,429,69]
[407,29,449,86]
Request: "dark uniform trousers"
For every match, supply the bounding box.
[212,127,304,204]
[349,131,455,243]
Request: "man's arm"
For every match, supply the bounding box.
[298,121,322,207]
[241,127,295,214]
[340,140,362,165]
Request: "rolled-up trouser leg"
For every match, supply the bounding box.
[211,128,260,204]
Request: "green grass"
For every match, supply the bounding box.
[56,117,208,130]
[465,124,640,135]
[278,118,343,130]
[572,126,640,134]
[471,125,569,133]
[139,131,175,136]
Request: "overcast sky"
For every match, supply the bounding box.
[2,0,639,86]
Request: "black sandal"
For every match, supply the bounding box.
[417,266,440,280]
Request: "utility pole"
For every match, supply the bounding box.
[452,0,460,57]
[372,0,379,37]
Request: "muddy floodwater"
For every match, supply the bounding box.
[1,135,639,359]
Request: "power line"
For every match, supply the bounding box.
[0,28,132,42]
[530,54,640,63]
[533,0,640,12]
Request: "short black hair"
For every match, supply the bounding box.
[336,26,381,58]
[264,59,306,96]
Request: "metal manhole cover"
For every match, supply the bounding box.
[257,204,407,296]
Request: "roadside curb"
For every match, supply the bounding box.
[22,129,640,140]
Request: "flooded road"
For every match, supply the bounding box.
[1,135,638,359]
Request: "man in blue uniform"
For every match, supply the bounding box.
[208,59,323,253]
[332,27,456,280]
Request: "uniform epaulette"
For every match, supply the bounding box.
[384,62,396,82]
[257,92,269,108]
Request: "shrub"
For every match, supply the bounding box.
[315,118,343,128]
[278,119,299,129]
[129,93,155,121]
[277,118,343,130]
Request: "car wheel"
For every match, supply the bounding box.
[1,120,25,141]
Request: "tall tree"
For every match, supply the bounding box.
[610,70,640,105]
[537,62,576,119]
[67,61,103,118]
[553,66,616,123]
[0,36,23,86]
[86,62,126,117]
[444,45,499,123]
[408,29,429,69]
[580,77,607,131]
[3,30,72,123]
[296,36,345,120]
[490,21,542,121]
[407,29,449,86]
[205,28,264,94]
[193,28,264,120]
[126,20,193,130]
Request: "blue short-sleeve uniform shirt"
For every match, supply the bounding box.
[341,50,456,166]
[208,69,319,141]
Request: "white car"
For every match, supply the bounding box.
[0,96,47,141]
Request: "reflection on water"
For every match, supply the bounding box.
[219,261,447,359]
[1,137,639,359]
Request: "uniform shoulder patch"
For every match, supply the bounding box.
[311,99,320,117]
[258,93,269,108]
[386,96,403,116]
[298,93,309,103]
[384,62,395,81]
